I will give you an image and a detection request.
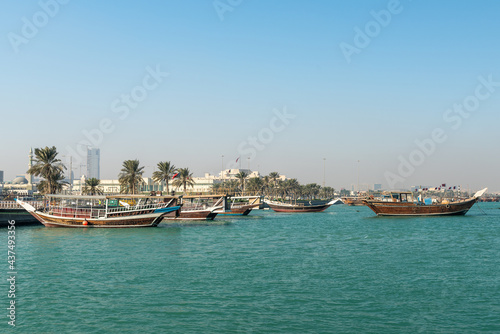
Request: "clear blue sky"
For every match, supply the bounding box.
[1,0,499,192]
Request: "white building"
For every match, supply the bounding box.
[70,169,288,195]
[86,148,100,179]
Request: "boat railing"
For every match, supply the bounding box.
[51,207,107,219]
[106,202,166,214]
[0,201,44,210]
[182,203,207,211]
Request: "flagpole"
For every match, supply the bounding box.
[323,158,326,188]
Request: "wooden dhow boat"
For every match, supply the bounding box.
[162,195,227,221]
[16,194,181,228]
[363,188,487,216]
[215,196,261,216]
[342,196,367,206]
[264,199,335,213]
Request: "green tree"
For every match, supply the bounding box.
[268,172,280,197]
[223,179,239,195]
[172,168,195,194]
[235,171,249,195]
[27,146,66,194]
[37,170,67,195]
[246,177,263,195]
[279,179,300,201]
[152,161,177,194]
[261,175,270,196]
[304,183,321,200]
[82,178,104,196]
[320,186,335,199]
[118,159,145,194]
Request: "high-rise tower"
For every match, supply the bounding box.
[86,148,100,179]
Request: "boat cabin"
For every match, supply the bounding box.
[44,194,179,219]
[385,191,415,203]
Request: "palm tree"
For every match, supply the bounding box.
[320,186,335,199]
[27,146,66,194]
[152,161,177,194]
[223,179,239,195]
[211,182,223,194]
[268,172,280,197]
[82,178,104,196]
[279,179,300,201]
[118,159,145,194]
[172,168,195,194]
[304,183,321,200]
[246,177,263,195]
[235,171,249,195]
[262,175,270,196]
[37,170,68,195]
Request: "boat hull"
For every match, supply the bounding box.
[267,203,332,213]
[0,209,41,226]
[216,204,255,216]
[29,208,179,228]
[163,209,217,221]
[363,198,478,216]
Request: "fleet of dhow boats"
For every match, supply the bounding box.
[4,187,489,227]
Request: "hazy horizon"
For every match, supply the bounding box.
[1,1,499,193]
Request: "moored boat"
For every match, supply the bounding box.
[342,196,367,206]
[17,194,181,228]
[264,199,335,213]
[363,188,487,216]
[0,200,44,226]
[215,196,261,216]
[163,195,226,221]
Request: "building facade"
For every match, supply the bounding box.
[70,169,284,195]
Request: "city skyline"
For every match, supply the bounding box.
[1,1,499,192]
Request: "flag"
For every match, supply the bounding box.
[453,186,456,189]
[236,157,240,163]
[442,183,446,187]
[172,172,179,179]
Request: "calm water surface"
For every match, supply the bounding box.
[3,203,500,333]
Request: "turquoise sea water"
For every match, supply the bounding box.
[3,203,500,333]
